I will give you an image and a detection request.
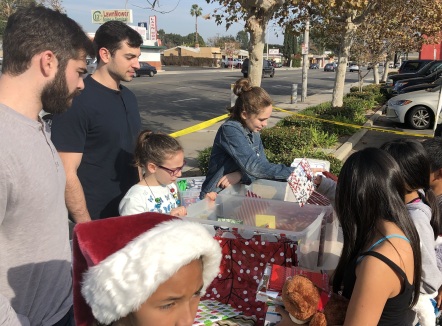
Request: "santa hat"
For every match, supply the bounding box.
[72,212,222,326]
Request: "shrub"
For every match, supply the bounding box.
[197,147,212,175]
[261,126,312,152]
[265,148,343,175]
[161,56,217,67]
[198,146,343,177]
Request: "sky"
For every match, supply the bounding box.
[62,0,284,45]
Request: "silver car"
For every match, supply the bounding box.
[385,86,440,129]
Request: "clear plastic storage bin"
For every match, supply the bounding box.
[176,176,206,207]
[219,179,297,202]
[184,194,332,269]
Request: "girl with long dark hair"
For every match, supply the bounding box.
[333,148,422,325]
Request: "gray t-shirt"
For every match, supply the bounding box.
[0,104,72,325]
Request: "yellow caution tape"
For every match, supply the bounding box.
[273,106,433,138]
[169,105,433,139]
[170,114,229,138]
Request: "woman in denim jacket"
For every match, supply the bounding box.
[200,78,294,198]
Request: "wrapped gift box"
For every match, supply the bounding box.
[194,300,243,325]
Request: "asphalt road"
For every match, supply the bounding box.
[123,66,433,137]
[124,66,362,134]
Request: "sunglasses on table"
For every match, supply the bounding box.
[157,161,186,176]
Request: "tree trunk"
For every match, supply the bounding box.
[195,16,198,47]
[246,16,266,86]
[332,17,356,108]
[373,63,380,84]
[382,56,392,82]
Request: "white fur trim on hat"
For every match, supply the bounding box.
[81,219,222,324]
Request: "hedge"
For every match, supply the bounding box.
[161,56,218,67]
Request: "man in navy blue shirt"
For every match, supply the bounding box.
[51,21,143,221]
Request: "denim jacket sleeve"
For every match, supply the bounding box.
[200,120,294,197]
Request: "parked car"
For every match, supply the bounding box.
[349,64,359,72]
[399,77,442,94]
[324,62,337,72]
[241,58,275,78]
[309,63,319,69]
[86,57,97,75]
[221,58,243,68]
[385,86,440,129]
[385,60,442,89]
[272,61,282,68]
[393,68,442,94]
[134,62,157,77]
[398,59,433,74]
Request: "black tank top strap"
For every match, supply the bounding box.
[360,251,409,283]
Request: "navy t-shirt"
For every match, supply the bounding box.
[51,75,141,219]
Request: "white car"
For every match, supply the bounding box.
[221,58,243,68]
[349,64,359,72]
[385,86,441,129]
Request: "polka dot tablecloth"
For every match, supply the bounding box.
[204,229,298,325]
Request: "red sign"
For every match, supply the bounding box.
[149,16,157,41]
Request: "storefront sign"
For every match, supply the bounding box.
[92,9,133,24]
[149,16,157,41]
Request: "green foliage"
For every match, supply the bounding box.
[197,147,212,176]
[157,29,206,48]
[161,56,217,67]
[197,146,343,176]
[236,30,249,50]
[292,56,302,67]
[265,149,343,175]
[348,84,387,107]
[282,26,296,64]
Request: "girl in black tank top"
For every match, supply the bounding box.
[331,148,422,325]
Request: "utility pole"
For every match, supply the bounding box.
[266,27,269,60]
[301,18,310,102]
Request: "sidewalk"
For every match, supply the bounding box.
[178,83,359,176]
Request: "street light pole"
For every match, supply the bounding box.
[301,18,310,102]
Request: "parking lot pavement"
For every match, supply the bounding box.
[344,113,433,161]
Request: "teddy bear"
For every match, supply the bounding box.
[281,275,348,325]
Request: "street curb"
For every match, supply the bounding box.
[333,108,383,160]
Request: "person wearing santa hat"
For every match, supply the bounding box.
[72,212,222,325]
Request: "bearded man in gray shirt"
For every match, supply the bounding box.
[0,7,94,325]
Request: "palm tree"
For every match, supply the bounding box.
[190,4,202,47]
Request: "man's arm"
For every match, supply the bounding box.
[58,152,91,223]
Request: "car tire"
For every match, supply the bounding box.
[243,73,248,78]
[149,71,154,77]
[406,106,432,130]
[270,72,274,78]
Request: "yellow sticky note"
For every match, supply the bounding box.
[256,215,276,229]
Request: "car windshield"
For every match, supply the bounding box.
[415,61,436,74]
[429,63,442,74]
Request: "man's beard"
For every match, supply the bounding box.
[41,68,81,114]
